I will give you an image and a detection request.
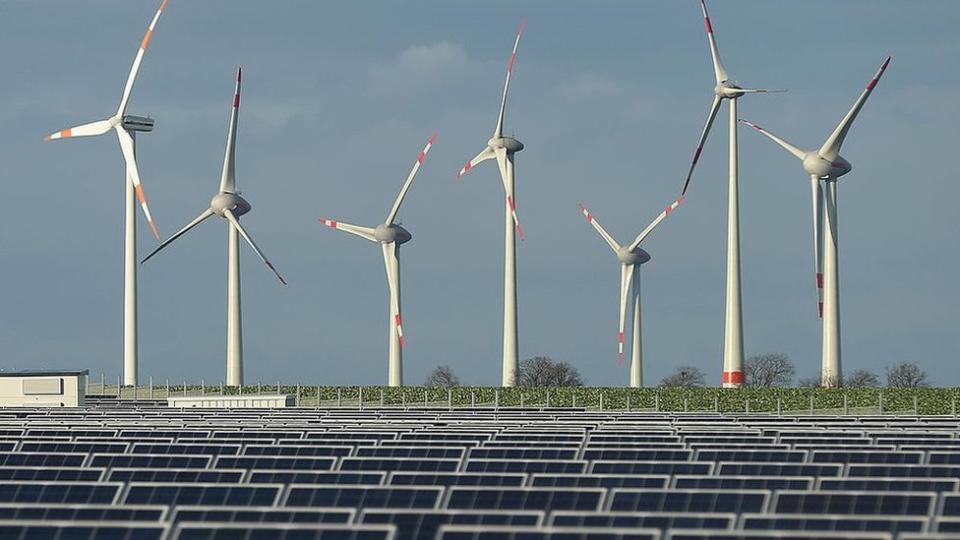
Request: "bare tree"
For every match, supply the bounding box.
[517,356,584,387]
[424,365,461,387]
[845,369,880,388]
[745,353,795,388]
[660,366,706,388]
[797,376,821,388]
[886,362,928,388]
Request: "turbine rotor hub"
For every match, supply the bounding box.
[375,224,412,245]
[714,83,744,99]
[211,192,251,217]
[803,153,851,179]
[488,136,524,153]
[618,247,651,265]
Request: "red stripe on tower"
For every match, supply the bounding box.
[722,371,745,384]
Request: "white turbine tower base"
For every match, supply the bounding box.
[458,18,527,387]
[680,0,783,388]
[141,69,286,387]
[741,56,890,387]
[319,133,438,387]
[578,198,683,388]
[45,0,170,386]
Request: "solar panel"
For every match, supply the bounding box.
[0,521,168,540]
[446,487,604,512]
[468,448,578,460]
[811,451,924,464]
[389,473,526,487]
[172,523,395,540]
[935,517,960,532]
[356,447,466,459]
[171,506,355,524]
[465,460,588,474]
[818,478,959,492]
[773,491,935,516]
[214,456,336,471]
[243,445,354,457]
[664,530,892,540]
[717,463,842,477]
[740,513,927,534]
[549,511,735,530]
[91,454,212,469]
[0,467,103,482]
[0,482,121,504]
[0,503,166,522]
[673,476,813,490]
[436,525,659,540]
[340,458,461,473]
[361,510,542,540]
[530,475,669,489]
[107,468,246,484]
[696,450,807,463]
[131,443,242,455]
[847,465,960,478]
[582,449,693,461]
[124,483,283,507]
[18,441,130,453]
[928,453,960,465]
[250,471,386,485]
[0,452,86,467]
[608,489,769,513]
[591,461,713,476]
[284,485,442,509]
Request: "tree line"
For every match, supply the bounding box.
[424,354,930,388]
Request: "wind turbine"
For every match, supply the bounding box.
[740,56,890,387]
[45,0,169,387]
[578,197,684,387]
[680,0,782,388]
[318,134,438,387]
[141,68,286,386]
[457,18,526,387]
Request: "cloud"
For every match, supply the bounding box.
[556,73,623,100]
[396,42,468,71]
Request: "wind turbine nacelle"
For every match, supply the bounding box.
[618,246,651,266]
[122,115,155,132]
[375,224,411,245]
[211,193,251,217]
[489,136,524,153]
[715,83,744,99]
[803,153,852,178]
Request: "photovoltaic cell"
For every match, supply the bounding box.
[250,471,386,485]
[741,513,926,534]
[549,511,735,530]
[0,522,167,540]
[340,458,461,473]
[284,486,442,509]
[171,506,354,524]
[214,456,336,471]
[446,488,604,512]
[389,473,526,487]
[773,491,934,516]
[609,490,768,514]
[124,484,283,507]
[0,482,121,504]
[531,475,669,489]
[173,523,395,540]
[465,460,587,475]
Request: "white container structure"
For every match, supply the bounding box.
[0,370,88,407]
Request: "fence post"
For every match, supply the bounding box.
[655,393,660,412]
[573,394,577,408]
[843,394,849,415]
[684,398,689,412]
[402,392,406,409]
[879,392,884,415]
[337,388,342,408]
[744,399,748,413]
[315,385,320,410]
[913,395,919,415]
[423,390,427,409]
[183,380,187,397]
[201,380,205,396]
[471,391,475,408]
[520,392,525,408]
[100,373,105,396]
[166,380,170,398]
[777,397,782,417]
[546,391,551,408]
[149,377,154,400]
[117,375,121,398]
[258,381,262,395]
[380,389,384,407]
[626,395,631,412]
[494,389,499,411]
[600,392,604,411]
[448,389,452,410]
[277,380,281,395]
[359,388,364,410]
[715,394,719,413]
[297,383,301,404]
[809,394,814,415]
[953,396,957,417]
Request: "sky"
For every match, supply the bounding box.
[1,1,958,387]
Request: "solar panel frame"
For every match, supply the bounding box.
[0,481,123,504]
[549,511,736,531]
[0,520,170,540]
[607,489,771,514]
[123,482,284,507]
[436,524,661,540]
[445,487,606,512]
[739,512,928,534]
[772,490,936,516]
[170,505,356,524]
[283,484,444,510]
[171,522,396,540]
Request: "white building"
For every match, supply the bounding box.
[0,370,87,407]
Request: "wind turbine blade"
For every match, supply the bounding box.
[219,68,242,194]
[457,147,495,178]
[117,0,170,116]
[140,207,214,264]
[737,88,787,94]
[385,133,437,226]
[381,242,405,348]
[44,119,114,141]
[617,263,636,366]
[223,209,286,285]
[810,175,824,319]
[116,128,160,240]
[681,95,722,197]
[495,148,523,240]
[494,17,526,138]
[628,196,685,252]
[698,0,728,83]
[817,56,891,160]
[578,203,621,253]
[739,120,807,161]
[318,219,378,242]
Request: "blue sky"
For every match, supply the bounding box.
[1,1,958,386]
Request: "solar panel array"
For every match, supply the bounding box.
[0,403,958,539]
